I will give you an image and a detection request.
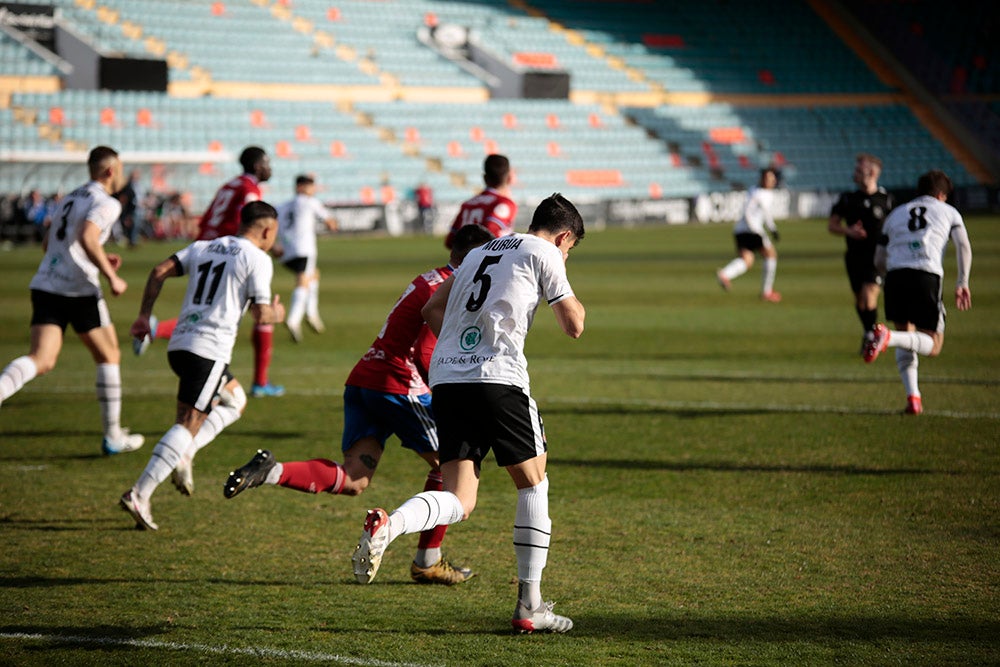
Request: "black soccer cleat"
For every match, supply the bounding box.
[223,449,276,499]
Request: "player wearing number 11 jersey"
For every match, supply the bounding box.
[862,170,972,415]
[120,201,285,530]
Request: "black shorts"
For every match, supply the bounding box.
[884,269,945,332]
[30,289,111,333]
[431,383,546,468]
[168,350,231,413]
[734,233,765,253]
[844,251,881,294]
[282,256,310,274]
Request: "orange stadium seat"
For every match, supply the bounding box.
[546,114,561,129]
[566,170,623,187]
[136,108,154,127]
[469,126,484,141]
[99,107,117,126]
[295,125,312,142]
[48,107,65,126]
[329,140,347,157]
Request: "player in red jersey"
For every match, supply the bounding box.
[135,147,283,398]
[223,225,493,585]
[444,154,516,249]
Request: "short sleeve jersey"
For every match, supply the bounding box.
[276,194,330,260]
[445,188,517,247]
[167,236,274,363]
[346,265,453,396]
[831,188,894,256]
[879,195,966,278]
[29,181,121,297]
[733,187,775,237]
[429,234,574,391]
[196,174,261,241]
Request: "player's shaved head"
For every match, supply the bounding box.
[87,146,119,179]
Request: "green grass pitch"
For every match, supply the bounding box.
[1,217,997,665]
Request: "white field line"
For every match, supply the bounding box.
[0,632,441,667]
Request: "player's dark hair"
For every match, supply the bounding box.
[241,200,278,229]
[529,193,584,243]
[295,174,315,187]
[450,224,492,262]
[760,167,779,185]
[239,146,267,174]
[87,145,119,178]
[483,154,510,188]
[917,170,953,198]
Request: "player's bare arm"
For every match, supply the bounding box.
[131,258,181,339]
[552,297,585,339]
[80,220,126,296]
[251,295,285,326]
[421,275,454,337]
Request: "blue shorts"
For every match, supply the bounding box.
[341,385,438,455]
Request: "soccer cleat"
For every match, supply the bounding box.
[102,429,145,456]
[119,489,158,531]
[286,320,303,344]
[760,291,782,303]
[250,383,285,398]
[223,449,276,499]
[716,270,731,292]
[511,600,574,634]
[905,395,923,415]
[171,453,194,496]
[306,314,326,334]
[863,323,891,363]
[132,314,158,356]
[353,508,390,584]
[410,558,476,585]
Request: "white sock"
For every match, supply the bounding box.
[191,403,241,454]
[761,257,777,294]
[387,491,465,543]
[719,258,747,281]
[414,547,442,569]
[307,280,320,319]
[135,424,193,500]
[887,331,934,356]
[514,476,551,606]
[896,349,920,397]
[265,462,283,485]
[96,363,123,439]
[288,286,308,329]
[0,356,38,403]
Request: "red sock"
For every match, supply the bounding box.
[418,470,447,549]
[252,323,273,386]
[278,459,345,494]
[155,318,177,340]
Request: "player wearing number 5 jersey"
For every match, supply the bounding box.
[120,201,285,530]
[0,146,144,456]
[354,194,586,634]
[862,170,972,415]
[444,154,517,249]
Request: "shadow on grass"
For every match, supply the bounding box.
[550,458,942,476]
[0,517,126,532]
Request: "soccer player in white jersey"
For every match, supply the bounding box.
[275,174,337,342]
[0,146,144,455]
[119,201,285,530]
[862,170,972,415]
[716,167,782,302]
[352,193,586,634]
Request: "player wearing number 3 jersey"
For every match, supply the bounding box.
[444,154,516,249]
[0,146,144,456]
[354,194,586,634]
[861,170,972,415]
[120,201,285,530]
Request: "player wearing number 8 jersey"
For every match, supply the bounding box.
[861,170,972,415]
[444,154,516,249]
[0,146,144,456]
[353,194,586,634]
[120,201,285,530]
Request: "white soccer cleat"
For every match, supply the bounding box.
[132,314,158,356]
[119,488,158,531]
[102,429,145,456]
[352,508,390,584]
[306,314,326,334]
[286,320,303,343]
[171,453,194,496]
[511,600,574,634]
